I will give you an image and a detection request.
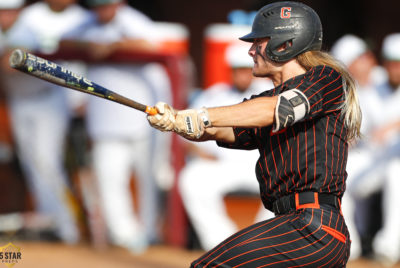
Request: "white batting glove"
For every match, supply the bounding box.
[174,108,211,140]
[147,102,176,132]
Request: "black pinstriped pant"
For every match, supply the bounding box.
[191,205,350,267]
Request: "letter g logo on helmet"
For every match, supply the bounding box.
[280,7,292,18]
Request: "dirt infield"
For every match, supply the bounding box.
[10,242,203,268]
[2,241,399,268]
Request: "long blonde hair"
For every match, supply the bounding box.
[296,51,362,141]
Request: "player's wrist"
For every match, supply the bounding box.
[198,107,212,128]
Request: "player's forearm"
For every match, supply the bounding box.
[113,39,157,52]
[201,127,236,143]
[207,96,278,128]
[198,96,277,143]
[59,39,88,51]
[147,96,277,143]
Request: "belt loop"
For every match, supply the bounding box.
[295,192,320,210]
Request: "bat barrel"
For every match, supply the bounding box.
[8,49,157,115]
[9,49,26,69]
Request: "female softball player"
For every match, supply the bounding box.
[147,1,361,267]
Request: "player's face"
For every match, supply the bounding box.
[45,0,77,12]
[0,9,20,31]
[348,52,376,87]
[384,60,400,88]
[231,67,253,92]
[248,38,279,78]
[94,3,121,24]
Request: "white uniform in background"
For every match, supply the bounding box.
[68,4,172,251]
[331,34,386,260]
[1,1,89,244]
[367,76,400,265]
[332,34,400,264]
[179,44,274,251]
[346,77,400,265]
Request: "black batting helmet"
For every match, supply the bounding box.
[240,1,323,62]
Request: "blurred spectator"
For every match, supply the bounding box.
[331,34,386,260]
[178,43,274,251]
[0,0,33,234]
[332,33,400,265]
[368,33,400,266]
[61,0,173,253]
[0,0,90,244]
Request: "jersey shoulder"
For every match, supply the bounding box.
[307,65,340,79]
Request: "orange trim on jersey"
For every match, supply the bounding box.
[295,192,320,210]
[322,225,346,243]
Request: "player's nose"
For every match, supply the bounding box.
[248,44,256,58]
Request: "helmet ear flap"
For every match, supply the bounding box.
[266,36,295,62]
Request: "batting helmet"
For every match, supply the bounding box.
[240,1,323,62]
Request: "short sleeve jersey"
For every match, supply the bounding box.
[218,65,348,210]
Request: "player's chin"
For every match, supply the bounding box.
[252,69,265,78]
[252,64,272,78]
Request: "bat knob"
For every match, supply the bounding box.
[9,49,25,69]
[145,106,158,116]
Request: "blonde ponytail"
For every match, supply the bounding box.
[296,51,362,141]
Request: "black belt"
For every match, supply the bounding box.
[272,192,341,215]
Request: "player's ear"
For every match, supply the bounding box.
[277,40,293,52]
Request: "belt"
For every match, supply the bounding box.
[272,192,341,215]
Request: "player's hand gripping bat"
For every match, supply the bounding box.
[8,49,158,115]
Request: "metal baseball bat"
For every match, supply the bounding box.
[8,49,158,115]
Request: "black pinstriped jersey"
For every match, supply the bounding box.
[218,65,348,211]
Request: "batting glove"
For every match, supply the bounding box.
[147,102,176,132]
[174,108,210,140]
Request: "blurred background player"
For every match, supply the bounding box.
[61,0,173,253]
[0,0,89,244]
[330,34,386,260]
[332,33,400,265]
[0,0,35,239]
[179,43,274,251]
[368,33,400,266]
